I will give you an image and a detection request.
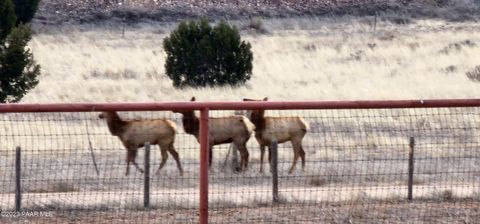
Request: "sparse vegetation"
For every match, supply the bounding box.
[244,17,269,34]
[441,65,457,74]
[28,182,78,193]
[430,189,455,201]
[440,39,477,54]
[309,169,343,187]
[466,65,480,82]
[308,177,325,187]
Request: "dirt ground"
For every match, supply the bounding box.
[1,200,479,224]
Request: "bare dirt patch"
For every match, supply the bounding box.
[1,200,479,223]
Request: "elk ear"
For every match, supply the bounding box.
[190,97,196,101]
[263,97,268,101]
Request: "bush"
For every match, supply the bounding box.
[163,19,253,88]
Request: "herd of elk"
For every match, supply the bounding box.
[99,97,308,175]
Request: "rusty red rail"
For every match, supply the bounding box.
[2,98,480,224]
[0,99,480,112]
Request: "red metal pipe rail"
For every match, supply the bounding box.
[2,98,480,224]
[1,99,480,113]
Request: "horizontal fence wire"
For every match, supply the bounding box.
[0,107,479,223]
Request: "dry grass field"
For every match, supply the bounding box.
[24,17,480,103]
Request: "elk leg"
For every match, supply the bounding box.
[237,143,249,172]
[156,145,169,174]
[125,153,131,176]
[268,146,272,163]
[208,146,214,168]
[128,149,144,174]
[289,141,303,174]
[288,151,299,174]
[299,145,306,171]
[167,144,184,176]
[259,145,266,173]
[133,162,144,173]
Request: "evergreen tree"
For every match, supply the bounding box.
[164,19,253,88]
[0,0,40,103]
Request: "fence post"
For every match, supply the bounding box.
[199,108,210,224]
[271,140,279,203]
[144,142,150,208]
[15,146,21,212]
[408,137,415,201]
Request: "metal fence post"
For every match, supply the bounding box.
[144,142,151,208]
[199,108,210,224]
[408,137,415,201]
[15,146,21,212]
[271,140,279,203]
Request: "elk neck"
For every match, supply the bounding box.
[250,109,266,133]
[181,110,200,137]
[104,112,127,136]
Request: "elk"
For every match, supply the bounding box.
[173,97,255,172]
[99,111,183,176]
[243,97,309,173]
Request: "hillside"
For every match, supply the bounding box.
[35,0,480,24]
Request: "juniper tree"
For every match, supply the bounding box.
[0,0,40,103]
[164,19,253,88]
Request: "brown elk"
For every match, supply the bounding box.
[173,97,255,171]
[99,111,183,176]
[243,97,309,173]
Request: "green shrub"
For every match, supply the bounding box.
[163,19,253,88]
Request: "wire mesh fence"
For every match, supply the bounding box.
[0,105,479,223]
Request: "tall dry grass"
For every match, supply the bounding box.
[23,17,480,103]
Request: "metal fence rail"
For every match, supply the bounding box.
[0,99,479,223]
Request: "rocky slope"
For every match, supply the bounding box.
[34,0,480,24]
